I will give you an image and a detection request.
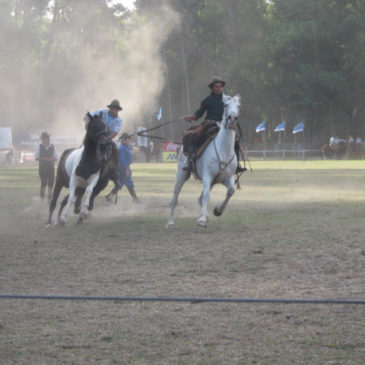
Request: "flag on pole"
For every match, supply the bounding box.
[274,121,286,132]
[156,107,162,121]
[292,121,304,134]
[256,121,266,133]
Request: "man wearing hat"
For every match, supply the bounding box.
[105,132,140,203]
[184,76,245,173]
[91,99,123,139]
[35,132,58,200]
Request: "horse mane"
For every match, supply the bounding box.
[232,94,241,104]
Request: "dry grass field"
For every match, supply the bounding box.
[0,161,364,364]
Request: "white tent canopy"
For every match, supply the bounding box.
[0,127,12,150]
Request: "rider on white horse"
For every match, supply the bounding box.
[184,76,246,174]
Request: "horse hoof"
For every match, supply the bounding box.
[74,207,80,214]
[77,217,83,225]
[213,207,223,216]
[166,222,175,230]
[45,223,51,229]
[197,220,207,228]
[57,220,65,227]
[105,194,114,203]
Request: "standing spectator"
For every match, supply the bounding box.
[347,135,355,159]
[5,148,13,164]
[355,136,363,159]
[35,132,57,200]
[105,133,140,203]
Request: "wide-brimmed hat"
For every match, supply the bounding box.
[119,132,131,140]
[41,132,50,139]
[208,76,226,89]
[107,99,122,111]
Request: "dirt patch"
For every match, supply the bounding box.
[0,163,364,364]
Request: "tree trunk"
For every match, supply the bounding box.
[180,35,191,114]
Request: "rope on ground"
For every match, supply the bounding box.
[0,294,364,305]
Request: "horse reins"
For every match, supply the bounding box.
[131,116,185,144]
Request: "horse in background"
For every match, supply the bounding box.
[332,141,346,159]
[322,144,333,160]
[47,112,114,226]
[322,141,346,160]
[167,95,241,228]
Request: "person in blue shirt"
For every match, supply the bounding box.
[91,99,123,139]
[106,133,140,203]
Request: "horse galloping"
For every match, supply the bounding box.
[47,112,114,226]
[167,95,241,228]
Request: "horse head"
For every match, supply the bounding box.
[85,112,111,165]
[223,94,241,130]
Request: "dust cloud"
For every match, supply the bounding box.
[1,1,180,141]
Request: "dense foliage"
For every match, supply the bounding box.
[1,0,364,144]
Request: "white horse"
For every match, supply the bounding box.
[167,94,241,228]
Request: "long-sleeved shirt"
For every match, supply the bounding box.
[194,92,226,122]
[119,143,133,170]
[92,109,122,134]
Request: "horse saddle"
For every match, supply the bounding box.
[183,121,220,158]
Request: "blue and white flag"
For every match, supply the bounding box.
[256,121,266,133]
[293,121,304,134]
[274,121,286,132]
[156,107,163,121]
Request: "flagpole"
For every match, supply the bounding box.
[294,133,297,153]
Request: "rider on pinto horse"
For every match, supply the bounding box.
[85,99,124,190]
[183,76,246,174]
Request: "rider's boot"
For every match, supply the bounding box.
[234,141,247,174]
[236,164,247,174]
[183,140,196,172]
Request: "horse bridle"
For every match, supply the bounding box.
[95,129,109,139]
[223,100,239,131]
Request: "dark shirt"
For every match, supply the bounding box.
[38,144,55,170]
[194,92,224,122]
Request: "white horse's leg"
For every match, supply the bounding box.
[214,176,235,217]
[166,167,190,228]
[78,174,99,223]
[198,176,212,227]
